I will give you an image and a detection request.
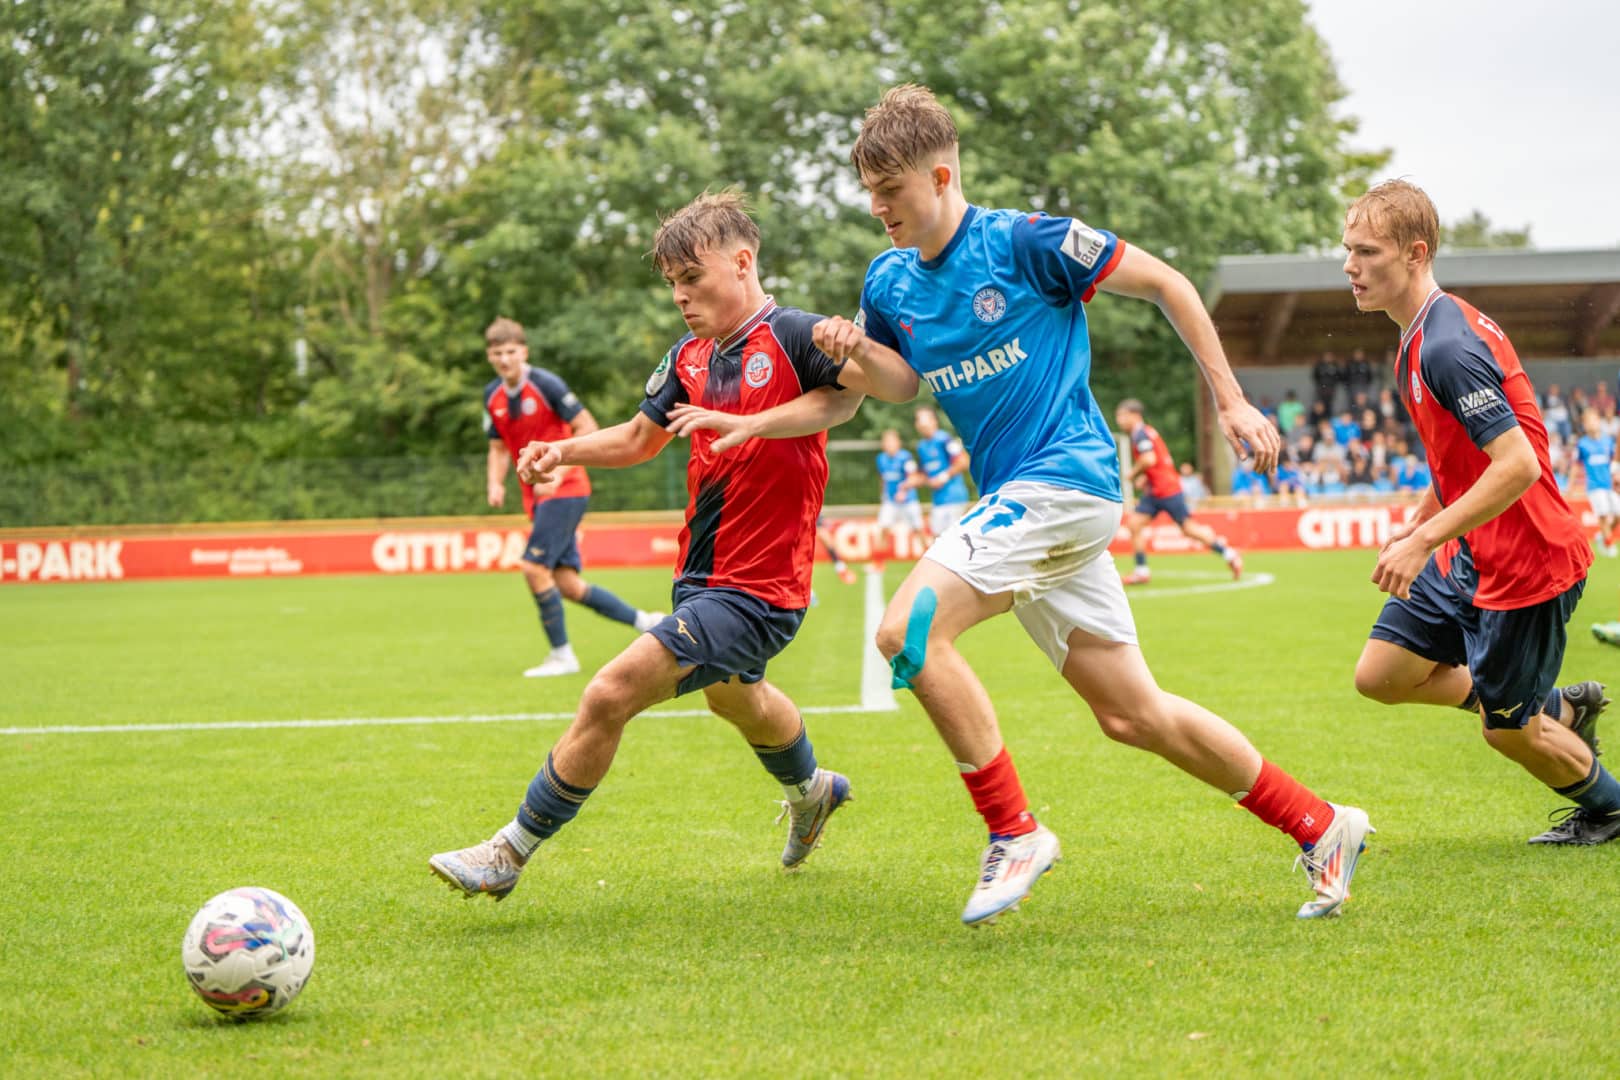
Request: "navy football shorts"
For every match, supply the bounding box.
[647,581,805,696]
[1134,492,1191,525]
[1369,555,1584,729]
[521,496,587,571]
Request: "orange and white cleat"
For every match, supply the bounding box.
[1227,549,1244,579]
[1121,567,1152,586]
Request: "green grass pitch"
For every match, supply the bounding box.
[4,550,1618,1076]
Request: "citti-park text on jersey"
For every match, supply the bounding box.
[920,338,1028,393]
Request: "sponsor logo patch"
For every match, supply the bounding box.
[1060,218,1107,269]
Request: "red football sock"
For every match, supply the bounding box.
[1238,759,1333,847]
[961,747,1037,837]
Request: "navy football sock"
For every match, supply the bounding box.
[1555,757,1620,818]
[752,721,819,796]
[1211,539,1229,557]
[580,584,638,626]
[533,587,568,647]
[507,753,595,856]
[1543,687,1568,723]
[1457,688,1481,714]
[1133,552,1148,569]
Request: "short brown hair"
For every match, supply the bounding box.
[851,84,959,180]
[1116,398,1145,417]
[651,189,760,274]
[1346,180,1440,265]
[484,316,525,346]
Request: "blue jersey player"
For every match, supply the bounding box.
[680,85,1372,926]
[875,428,924,536]
[913,407,972,533]
[1577,410,1619,556]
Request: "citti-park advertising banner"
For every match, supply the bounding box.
[0,500,1601,585]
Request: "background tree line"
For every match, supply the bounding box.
[0,0,1442,525]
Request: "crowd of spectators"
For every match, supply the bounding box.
[1215,350,1618,504]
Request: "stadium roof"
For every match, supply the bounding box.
[1205,247,1620,365]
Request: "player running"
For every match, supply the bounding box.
[430,192,853,900]
[1114,398,1243,584]
[1576,409,1619,557]
[482,317,661,677]
[679,86,1372,925]
[912,406,972,535]
[1344,179,1614,845]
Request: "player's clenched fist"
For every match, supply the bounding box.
[812,315,867,361]
[516,440,562,486]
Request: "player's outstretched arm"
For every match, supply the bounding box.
[1100,247,1279,474]
[666,387,864,453]
[813,316,919,402]
[1372,427,1538,599]
[516,412,672,484]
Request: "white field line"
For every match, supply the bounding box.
[1124,570,1276,599]
[0,704,883,738]
[6,572,1271,738]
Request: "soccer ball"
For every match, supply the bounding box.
[181,887,315,1019]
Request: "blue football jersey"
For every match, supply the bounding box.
[1578,434,1615,492]
[858,206,1125,500]
[915,431,971,504]
[876,449,916,503]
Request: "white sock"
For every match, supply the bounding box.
[783,770,821,804]
[499,820,543,861]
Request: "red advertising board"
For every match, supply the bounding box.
[0,499,1601,585]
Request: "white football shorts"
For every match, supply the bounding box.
[923,480,1137,668]
[1589,487,1620,518]
[877,499,924,532]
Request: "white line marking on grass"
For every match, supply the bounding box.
[1123,571,1275,599]
[1,704,882,737]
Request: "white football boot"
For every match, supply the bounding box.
[1295,803,1373,919]
[524,647,580,678]
[961,823,1061,926]
[634,610,666,633]
[429,834,525,901]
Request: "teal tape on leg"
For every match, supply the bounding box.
[890,586,937,690]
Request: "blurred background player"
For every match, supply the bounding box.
[482,317,660,677]
[431,191,852,901]
[1344,179,1616,845]
[876,428,923,553]
[1114,399,1242,584]
[815,515,858,586]
[913,406,971,535]
[1576,409,1619,556]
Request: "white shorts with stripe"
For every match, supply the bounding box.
[922,480,1136,668]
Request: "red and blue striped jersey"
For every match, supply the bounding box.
[1398,290,1589,609]
[485,366,590,511]
[1129,423,1182,498]
[641,299,845,610]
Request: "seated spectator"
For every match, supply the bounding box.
[1274,454,1307,504]
[1230,458,1270,500]
[1346,348,1373,403]
[1178,462,1209,505]
[1313,425,1348,469]
[1332,411,1361,447]
[1371,464,1397,494]
[1277,389,1305,436]
[1377,386,1403,425]
[1395,454,1430,491]
[1258,395,1278,424]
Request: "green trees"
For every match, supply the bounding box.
[1,0,1383,524]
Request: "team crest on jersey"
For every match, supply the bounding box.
[646,350,672,396]
[1411,370,1423,404]
[520,396,538,416]
[744,351,773,388]
[972,287,1007,323]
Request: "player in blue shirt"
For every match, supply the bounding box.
[875,428,924,542]
[684,85,1372,926]
[912,407,972,534]
[1577,409,1619,556]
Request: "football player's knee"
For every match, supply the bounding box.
[1094,708,1157,749]
[579,672,638,724]
[874,614,908,661]
[1352,663,1400,704]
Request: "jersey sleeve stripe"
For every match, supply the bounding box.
[1081,241,1128,303]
